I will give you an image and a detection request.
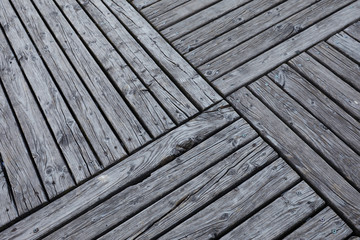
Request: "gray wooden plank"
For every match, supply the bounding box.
[289,53,360,120]
[32,0,151,152]
[150,0,220,30]
[328,32,360,63]
[0,29,75,198]
[228,88,360,232]
[249,77,360,189]
[0,155,18,227]
[100,138,277,240]
[308,41,360,92]
[268,64,360,155]
[213,1,360,95]
[0,0,101,185]
[46,119,259,239]
[11,0,126,166]
[132,0,160,10]
[201,0,353,81]
[162,0,251,41]
[345,20,360,41]
[1,101,238,240]
[0,81,47,215]
[284,207,352,240]
[222,182,325,240]
[349,237,360,240]
[79,0,198,124]
[184,0,317,67]
[158,159,300,240]
[142,0,190,20]
[55,0,174,138]
[173,0,285,54]
[103,0,221,110]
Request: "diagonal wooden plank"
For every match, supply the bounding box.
[328,32,360,63]
[228,88,360,232]
[214,1,360,95]
[142,0,190,20]
[345,20,360,41]
[1,101,238,240]
[132,0,160,10]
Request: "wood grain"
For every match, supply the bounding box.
[328,32,360,63]
[345,20,360,41]
[284,207,352,240]
[1,101,238,240]
[132,0,160,10]
[228,88,360,232]
[142,0,190,21]
[222,181,324,240]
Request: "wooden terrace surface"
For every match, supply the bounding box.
[0,0,359,239]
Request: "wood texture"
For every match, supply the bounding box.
[328,32,360,63]
[214,1,360,95]
[80,0,198,124]
[33,0,151,152]
[158,159,300,239]
[228,88,360,232]
[132,0,160,10]
[222,181,324,240]
[345,20,360,41]
[1,101,238,240]
[101,138,277,240]
[142,0,190,21]
[0,29,75,198]
[268,64,360,155]
[47,119,258,239]
[284,207,352,240]
[103,0,222,110]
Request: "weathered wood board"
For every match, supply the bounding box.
[328,32,360,63]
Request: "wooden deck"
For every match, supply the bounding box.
[0,0,359,239]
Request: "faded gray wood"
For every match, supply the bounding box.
[47,119,258,239]
[201,0,353,81]
[158,159,300,239]
[33,0,151,152]
[103,0,221,110]
[214,1,360,95]
[349,237,360,240]
[132,0,160,10]
[222,182,324,240]
[0,81,47,215]
[249,77,360,189]
[162,0,251,41]
[173,0,284,54]
[1,101,238,240]
[268,65,360,155]
[345,21,360,41]
[0,29,75,198]
[184,0,317,66]
[142,0,190,20]
[55,0,174,138]
[328,32,360,63]
[284,207,352,240]
[0,0,101,184]
[228,88,360,232]
[100,138,277,240]
[289,53,360,120]
[79,0,198,124]
[308,42,360,92]
[150,0,220,30]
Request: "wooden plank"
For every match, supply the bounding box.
[0,30,75,198]
[99,138,277,240]
[150,0,220,31]
[328,32,360,63]
[46,119,259,239]
[222,182,324,240]
[0,81,47,215]
[10,0,126,166]
[55,0,174,138]
[184,0,317,66]
[200,0,353,81]
[268,64,360,155]
[132,0,160,10]
[1,101,238,240]
[249,77,360,189]
[141,0,190,20]
[284,207,352,240]
[79,0,198,124]
[173,0,285,54]
[162,0,252,41]
[349,237,360,240]
[32,0,151,152]
[228,88,360,232]
[102,0,221,110]
[289,53,360,120]
[345,20,360,41]
[308,42,360,92]
[158,159,300,239]
[213,1,360,95]
[0,0,100,188]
